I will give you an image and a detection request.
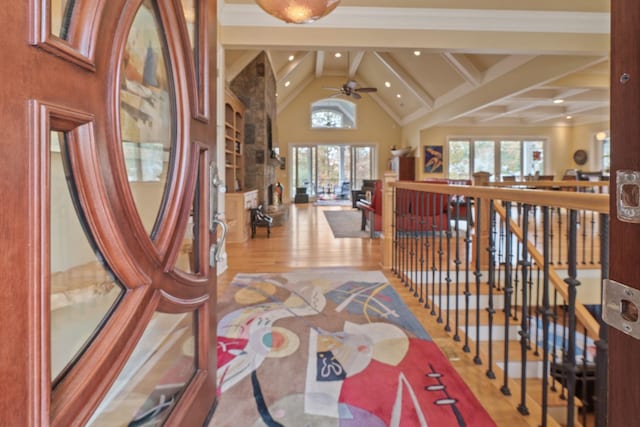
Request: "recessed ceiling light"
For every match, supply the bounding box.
[553,99,564,104]
[284,81,291,87]
[334,52,342,58]
[566,115,573,119]
[288,55,295,61]
[385,81,391,88]
[275,93,279,97]
[396,94,402,98]
[413,50,421,56]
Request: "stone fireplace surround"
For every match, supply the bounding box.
[230,52,287,226]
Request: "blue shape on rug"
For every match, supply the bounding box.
[326,281,431,340]
[316,351,347,381]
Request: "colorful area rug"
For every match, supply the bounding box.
[211,270,496,427]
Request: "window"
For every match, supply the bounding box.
[310,98,356,129]
[291,144,375,198]
[448,140,470,179]
[447,138,546,180]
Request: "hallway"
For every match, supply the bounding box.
[217,203,544,427]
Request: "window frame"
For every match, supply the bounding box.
[310,98,357,130]
[447,137,548,180]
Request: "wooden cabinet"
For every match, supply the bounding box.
[224,88,245,192]
[225,190,258,243]
[390,156,416,181]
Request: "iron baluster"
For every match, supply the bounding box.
[501,201,513,396]
[438,193,445,324]
[430,193,437,316]
[473,198,482,365]
[445,195,452,332]
[418,191,426,304]
[540,206,551,427]
[486,200,497,379]
[517,204,531,415]
[564,208,580,427]
[453,198,462,342]
[462,197,472,353]
[424,193,432,309]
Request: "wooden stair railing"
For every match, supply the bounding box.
[384,176,609,427]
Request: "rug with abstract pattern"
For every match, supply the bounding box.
[211,270,496,427]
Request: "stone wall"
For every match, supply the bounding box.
[230,52,279,207]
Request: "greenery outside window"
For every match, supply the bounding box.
[448,138,546,180]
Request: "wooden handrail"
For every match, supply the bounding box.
[488,180,607,188]
[493,202,601,339]
[390,181,609,213]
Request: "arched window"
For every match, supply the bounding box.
[311,98,356,129]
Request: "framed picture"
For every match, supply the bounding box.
[423,145,443,173]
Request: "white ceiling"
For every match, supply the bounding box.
[220,0,610,129]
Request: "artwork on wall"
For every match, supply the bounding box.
[423,145,443,173]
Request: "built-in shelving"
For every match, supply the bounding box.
[224,88,245,192]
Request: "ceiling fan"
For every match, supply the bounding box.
[324,80,377,100]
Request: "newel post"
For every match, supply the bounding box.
[472,171,492,269]
[381,171,397,269]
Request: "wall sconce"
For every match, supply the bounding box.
[255,0,341,24]
[596,131,608,141]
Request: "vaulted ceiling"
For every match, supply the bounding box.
[220,0,610,130]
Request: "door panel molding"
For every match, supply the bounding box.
[159,289,210,311]
[5,0,218,423]
[30,0,107,70]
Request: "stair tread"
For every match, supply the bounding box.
[518,378,584,408]
[455,307,538,326]
[477,339,546,362]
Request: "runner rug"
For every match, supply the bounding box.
[323,210,370,238]
[211,270,496,427]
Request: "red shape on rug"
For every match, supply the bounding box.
[339,338,496,427]
[217,336,249,368]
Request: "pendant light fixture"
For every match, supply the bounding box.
[254,0,341,24]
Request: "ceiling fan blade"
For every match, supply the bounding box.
[323,87,341,92]
[351,92,362,100]
[355,87,377,93]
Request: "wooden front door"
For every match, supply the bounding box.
[0,1,218,425]
[610,1,640,425]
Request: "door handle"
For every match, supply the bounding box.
[210,213,227,267]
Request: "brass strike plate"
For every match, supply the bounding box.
[603,279,640,339]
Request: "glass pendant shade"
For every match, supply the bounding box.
[255,0,341,24]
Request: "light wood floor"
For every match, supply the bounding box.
[218,203,553,427]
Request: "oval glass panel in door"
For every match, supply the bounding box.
[120,0,175,237]
[50,131,124,384]
[87,311,196,426]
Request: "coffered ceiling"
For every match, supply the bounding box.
[219,0,610,129]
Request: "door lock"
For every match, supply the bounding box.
[603,279,640,339]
